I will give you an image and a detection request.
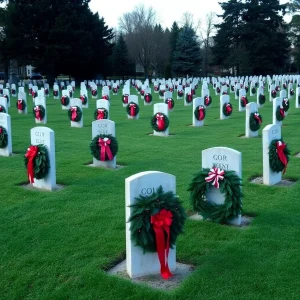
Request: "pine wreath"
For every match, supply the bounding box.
[282,98,289,112]
[61,95,70,106]
[204,95,212,107]
[128,185,186,253]
[90,134,118,161]
[216,87,220,93]
[249,112,263,131]
[159,90,165,97]
[3,94,9,104]
[251,87,256,94]
[223,102,233,116]
[231,85,235,92]
[11,89,16,96]
[275,86,280,92]
[44,88,49,95]
[16,99,26,111]
[140,90,145,96]
[240,96,248,107]
[126,102,140,117]
[144,93,152,103]
[91,89,98,96]
[24,144,50,182]
[68,106,82,122]
[0,105,6,113]
[185,93,193,103]
[222,91,228,95]
[113,88,118,94]
[188,168,243,224]
[32,91,38,98]
[53,90,58,97]
[276,106,285,121]
[94,107,108,120]
[194,105,206,121]
[236,89,239,97]
[80,95,88,105]
[245,86,249,93]
[269,139,290,173]
[151,112,169,132]
[102,95,110,101]
[271,90,277,98]
[122,94,129,104]
[177,90,184,97]
[0,126,8,148]
[259,94,266,105]
[33,105,45,121]
[290,89,295,96]
[283,83,287,89]
[165,97,175,109]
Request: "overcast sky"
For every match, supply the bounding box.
[89,0,290,30]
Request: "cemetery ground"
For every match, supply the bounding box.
[1,85,300,299]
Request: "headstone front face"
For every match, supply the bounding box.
[245,102,259,138]
[125,171,176,278]
[202,147,242,225]
[238,89,247,112]
[30,126,56,190]
[0,97,8,113]
[61,90,70,110]
[220,95,230,120]
[272,97,283,126]
[96,99,110,120]
[127,95,139,119]
[263,124,281,185]
[0,113,12,156]
[70,98,83,128]
[3,89,10,108]
[184,87,192,106]
[192,97,205,127]
[17,91,27,114]
[91,120,116,168]
[153,103,169,136]
[34,96,47,124]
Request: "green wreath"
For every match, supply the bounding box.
[249,112,263,132]
[122,94,129,104]
[177,90,184,98]
[144,93,152,103]
[0,126,8,148]
[204,95,212,106]
[240,96,248,107]
[251,87,256,94]
[165,97,175,109]
[282,98,289,112]
[80,95,88,105]
[185,93,193,103]
[102,95,110,101]
[269,139,290,173]
[0,105,6,113]
[236,89,239,97]
[245,86,249,93]
[68,106,82,122]
[290,89,295,96]
[91,89,98,96]
[94,107,108,120]
[231,85,235,92]
[188,168,243,224]
[89,134,118,161]
[159,90,165,97]
[223,102,233,116]
[298,95,300,105]
[33,105,45,120]
[16,99,26,111]
[151,112,169,132]
[128,185,186,253]
[276,106,285,121]
[53,90,59,97]
[24,144,50,179]
[126,102,140,117]
[194,105,206,121]
[4,94,9,104]
[271,90,277,98]
[259,94,266,105]
[61,95,70,106]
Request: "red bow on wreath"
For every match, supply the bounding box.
[254,112,262,124]
[154,86,158,91]
[150,209,173,280]
[17,100,23,110]
[129,103,136,116]
[97,109,105,120]
[71,107,77,121]
[102,95,109,100]
[279,106,285,118]
[241,96,247,106]
[61,96,66,105]
[0,127,2,134]
[198,106,205,120]
[226,104,232,114]
[92,89,97,96]
[156,113,165,131]
[167,99,172,109]
[53,90,58,96]
[123,95,128,103]
[25,145,39,183]
[11,89,16,94]
[80,95,85,102]
[205,96,210,106]
[140,90,145,96]
[205,167,225,189]
[145,94,150,102]
[276,141,288,174]
[187,94,192,101]
[98,137,113,161]
[34,106,42,120]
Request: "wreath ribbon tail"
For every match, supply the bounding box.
[276,142,288,174]
[25,146,38,183]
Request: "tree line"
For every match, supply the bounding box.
[0,0,299,82]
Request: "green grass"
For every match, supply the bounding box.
[1,86,300,299]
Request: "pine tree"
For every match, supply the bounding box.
[169,21,180,68]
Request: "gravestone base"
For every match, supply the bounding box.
[22,183,64,191]
[107,260,195,291]
[250,176,296,187]
[153,129,169,137]
[92,157,116,169]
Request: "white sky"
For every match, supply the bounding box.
[89,0,290,30]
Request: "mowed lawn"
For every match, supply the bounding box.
[1,84,300,300]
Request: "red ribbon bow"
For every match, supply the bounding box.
[61,96,66,105]
[167,99,172,109]
[279,106,285,117]
[17,100,23,110]
[98,137,113,161]
[145,95,150,102]
[102,95,109,100]
[254,113,262,124]
[129,103,136,116]
[25,146,39,183]
[123,95,128,103]
[205,96,210,106]
[97,109,105,120]
[156,114,165,131]
[241,96,247,106]
[71,107,77,121]
[198,107,205,120]
[187,94,192,102]
[80,95,85,102]
[205,167,225,188]
[276,141,288,174]
[34,106,42,120]
[150,209,173,280]
[0,127,2,134]
[226,104,232,114]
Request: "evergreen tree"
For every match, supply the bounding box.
[172,25,201,76]
[169,21,180,68]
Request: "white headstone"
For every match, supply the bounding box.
[296,87,300,109]
[70,98,83,128]
[272,97,283,126]
[245,102,259,138]
[0,97,8,114]
[0,113,12,156]
[61,90,71,110]
[3,89,10,108]
[17,91,27,114]
[34,96,47,124]
[192,97,205,127]
[220,95,231,120]
[153,103,169,136]
[184,87,192,106]
[238,89,247,112]
[96,99,110,120]
[127,95,139,119]
[125,171,176,278]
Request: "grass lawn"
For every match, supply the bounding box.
[1,84,300,300]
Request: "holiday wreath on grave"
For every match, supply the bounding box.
[0,126,8,148]
[204,95,212,107]
[159,90,165,97]
[61,95,70,106]
[259,94,266,105]
[249,112,263,131]
[276,106,285,121]
[140,89,145,96]
[90,134,118,161]
[223,102,233,116]
[251,87,256,94]
[113,87,118,94]
[102,95,110,101]
[16,99,26,111]
[3,94,9,103]
[144,93,152,103]
[185,93,193,103]
[271,90,277,98]
[165,97,175,109]
[240,96,248,107]
[33,105,45,121]
[151,112,169,131]
[31,91,38,98]
[188,167,243,224]
[290,88,295,96]
[91,89,98,96]
[128,185,186,279]
[80,95,88,105]
[269,139,290,174]
[68,106,82,122]
[11,89,16,96]
[282,98,289,112]
[0,105,6,113]
[44,88,49,95]
[53,90,58,97]
[177,90,184,97]
[216,87,221,93]
[94,107,108,120]
[24,144,50,183]
[194,105,206,121]
[126,102,139,117]
[122,94,129,104]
